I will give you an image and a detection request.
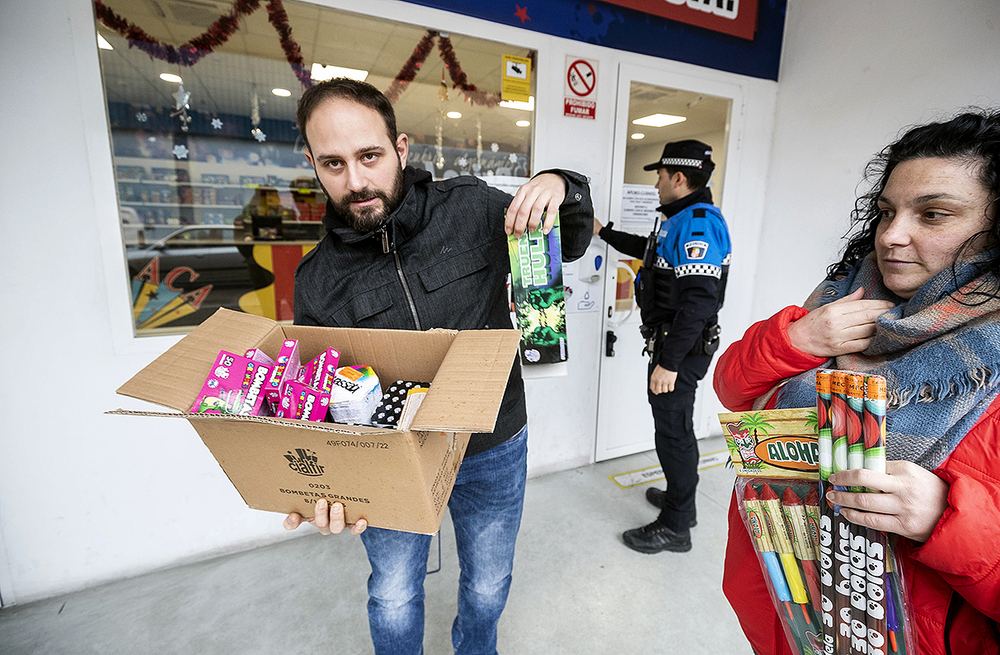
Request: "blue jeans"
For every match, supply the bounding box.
[360,426,528,655]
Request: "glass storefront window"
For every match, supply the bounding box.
[95,0,537,335]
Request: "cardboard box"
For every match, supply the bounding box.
[112,309,522,534]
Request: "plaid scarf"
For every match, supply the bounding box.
[774,250,1000,470]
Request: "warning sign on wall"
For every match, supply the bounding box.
[502,54,532,103]
[564,56,597,120]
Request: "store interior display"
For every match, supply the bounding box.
[95,0,537,335]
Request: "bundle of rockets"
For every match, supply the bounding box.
[738,370,916,655]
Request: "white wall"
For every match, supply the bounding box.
[754,0,1000,321]
[0,0,782,604]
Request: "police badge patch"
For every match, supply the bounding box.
[684,240,709,260]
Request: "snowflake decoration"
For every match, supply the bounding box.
[457,157,468,168]
[136,112,148,122]
[211,118,223,129]
[172,144,189,159]
[252,128,267,143]
[508,153,518,163]
[490,143,499,152]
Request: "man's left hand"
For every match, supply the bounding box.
[649,366,678,395]
[505,173,566,237]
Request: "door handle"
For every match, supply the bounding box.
[605,330,617,357]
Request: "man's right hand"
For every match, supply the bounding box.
[593,217,605,236]
[283,498,367,536]
[786,287,896,357]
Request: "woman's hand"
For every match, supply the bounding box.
[787,287,895,357]
[827,461,950,543]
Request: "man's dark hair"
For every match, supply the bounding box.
[829,109,1000,295]
[663,165,712,191]
[297,78,398,152]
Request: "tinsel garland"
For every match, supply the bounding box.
[264,0,311,88]
[94,0,311,88]
[384,31,438,104]
[437,35,502,107]
[385,31,511,107]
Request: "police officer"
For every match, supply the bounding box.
[593,139,731,553]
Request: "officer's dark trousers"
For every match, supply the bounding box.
[646,349,712,533]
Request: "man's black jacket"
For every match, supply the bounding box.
[295,167,593,456]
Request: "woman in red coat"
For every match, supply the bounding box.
[716,110,1000,655]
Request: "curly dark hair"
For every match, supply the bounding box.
[296,78,398,152]
[828,109,1000,297]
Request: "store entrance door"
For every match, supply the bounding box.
[594,64,738,462]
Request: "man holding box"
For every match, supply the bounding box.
[282,78,593,655]
[593,140,731,554]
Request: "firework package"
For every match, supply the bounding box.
[112,309,522,533]
[721,372,917,655]
[507,211,568,364]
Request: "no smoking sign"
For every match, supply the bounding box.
[564,56,598,119]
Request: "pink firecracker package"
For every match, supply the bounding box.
[245,348,274,367]
[191,350,272,416]
[277,379,329,422]
[302,347,341,393]
[264,340,302,409]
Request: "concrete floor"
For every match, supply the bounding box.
[0,437,752,654]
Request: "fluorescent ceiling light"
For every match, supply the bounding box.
[632,113,686,128]
[159,73,183,83]
[271,88,291,97]
[499,96,534,111]
[630,133,645,140]
[446,111,462,119]
[97,34,113,50]
[515,120,530,128]
[310,63,368,82]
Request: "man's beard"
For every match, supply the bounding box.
[324,164,405,233]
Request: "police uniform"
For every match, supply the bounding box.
[597,140,731,552]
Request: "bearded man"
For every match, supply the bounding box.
[283,78,594,655]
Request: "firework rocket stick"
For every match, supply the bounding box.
[831,371,850,482]
[816,370,838,652]
[830,371,854,655]
[744,485,800,632]
[817,369,834,481]
[761,484,812,624]
[846,373,867,491]
[844,372,873,655]
[885,572,900,654]
[885,553,908,655]
[863,375,888,655]
[803,485,823,563]
[781,486,822,615]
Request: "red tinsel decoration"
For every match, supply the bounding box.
[437,35,502,107]
[384,31,438,104]
[94,0,311,88]
[385,31,511,108]
[264,0,311,88]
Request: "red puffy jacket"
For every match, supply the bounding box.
[715,306,1000,655]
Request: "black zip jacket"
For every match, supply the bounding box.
[598,187,729,371]
[294,166,593,456]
